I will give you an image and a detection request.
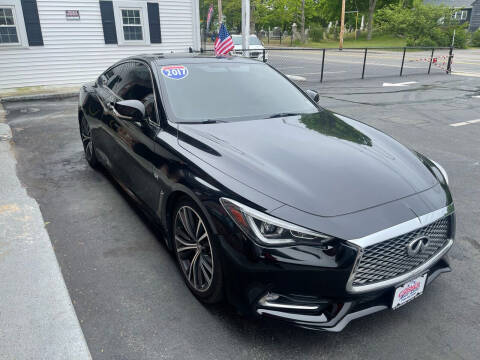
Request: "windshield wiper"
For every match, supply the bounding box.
[178,119,226,124]
[267,112,301,119]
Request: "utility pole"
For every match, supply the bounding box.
[218,0,222,24]
[301,0,305,43]
[242,0,250,51]
[339,0,345,49]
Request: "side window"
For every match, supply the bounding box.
[103,65,122,92]
[106,62,157,123]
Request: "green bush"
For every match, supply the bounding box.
[471,30,480,47]
[309,25,325,42]
[328,25,339,40]
[376,3,468,48]
[450,27,468,48]
[407,37,436,47]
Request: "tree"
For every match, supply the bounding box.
[376,2,466,47]
[301,0,305,42]
[318,0,396,40]
[366,0,377,40]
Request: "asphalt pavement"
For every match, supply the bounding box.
[2,56,480,359]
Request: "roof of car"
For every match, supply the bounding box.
[119,52,263,66]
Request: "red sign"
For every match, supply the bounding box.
[66,10,80,21]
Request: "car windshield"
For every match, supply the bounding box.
[249,36,262,45]
[232,35,262,46]
[156,62,318,123]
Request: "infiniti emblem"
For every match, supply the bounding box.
[407,236,430,256]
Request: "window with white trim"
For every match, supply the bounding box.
[0,0,29,47]
[453,10,468,21]
[112,1,150,45]
[121,8,143,41]
[0,6,19,44]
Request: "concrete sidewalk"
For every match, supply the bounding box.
[0,111,91,359]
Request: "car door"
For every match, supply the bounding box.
[89,66,123,172]
[103,61,161,212]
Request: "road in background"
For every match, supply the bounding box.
[3,71,480,359]
[266,47,480,83]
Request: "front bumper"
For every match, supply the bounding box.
[255,257,451,331]
[233,50,268,61]
[211,199,455,331]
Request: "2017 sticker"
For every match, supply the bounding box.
[161,65,188,80]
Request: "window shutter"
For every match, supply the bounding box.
[99,1,117,44]
[20,0,43,46]
[147,2,162,43]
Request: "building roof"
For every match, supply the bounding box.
[424,0,473,7]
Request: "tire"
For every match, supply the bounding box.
[172,197,223,304]
[79,115,99,169]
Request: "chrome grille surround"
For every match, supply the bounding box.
[346,204,454,294]
[353,217,449,286]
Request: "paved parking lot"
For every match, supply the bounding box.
[3,65,480,359]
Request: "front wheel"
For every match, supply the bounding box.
[173,198,223,303]
[79,115,99,169]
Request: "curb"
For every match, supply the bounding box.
[0,92,77,103]
[0,123,12,141]
[0,119,92,359]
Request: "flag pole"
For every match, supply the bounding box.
[242,0,250,51]
[218,0,223,25]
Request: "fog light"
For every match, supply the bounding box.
[258,292,320,311]
[263,292,280,302]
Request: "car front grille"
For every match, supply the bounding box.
[249,51,260,57]
[351,216,451,287]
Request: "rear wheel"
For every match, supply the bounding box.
[173,198,223,303]
[79,115,99,169]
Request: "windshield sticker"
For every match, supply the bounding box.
[161,65,188,80]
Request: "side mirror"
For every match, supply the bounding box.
[113,100,146,121]
[306,89,320,103]
[98,75,107,87]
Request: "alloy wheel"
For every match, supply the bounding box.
[174,206,214,292]
[79,116,93,161]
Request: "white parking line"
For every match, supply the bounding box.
[286,74,307,81]
[275,66,305,70]
[450,119,480,127]
[452,71,480,78]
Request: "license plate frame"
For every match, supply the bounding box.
[392,273,428,310]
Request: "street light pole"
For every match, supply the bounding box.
[339,0,345,49]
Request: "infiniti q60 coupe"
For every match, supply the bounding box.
[78,54,454,331]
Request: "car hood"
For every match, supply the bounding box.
[234,44,264,50]
[177,111,438,217]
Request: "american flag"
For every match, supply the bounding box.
[214,23,234,56]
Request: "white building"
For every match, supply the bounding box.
[0,0,201,90]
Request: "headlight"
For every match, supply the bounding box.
[220,198,332,246]
[430,159,449,185]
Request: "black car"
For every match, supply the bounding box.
[78,54,454,331]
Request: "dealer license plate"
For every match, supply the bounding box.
[392,274,428,310]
